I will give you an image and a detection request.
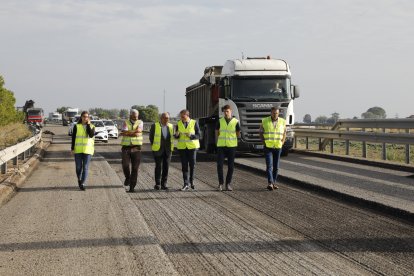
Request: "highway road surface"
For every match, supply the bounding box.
[0,125,413,275]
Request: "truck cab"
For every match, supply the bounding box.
[186,56,300,155]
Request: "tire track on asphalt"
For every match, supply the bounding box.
[100,145,413,275]
[187,160,414,275]
[101,147,376,275]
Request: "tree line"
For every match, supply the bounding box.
[0,75,25,126]
[56,105,160,122]
[302,107,388,124]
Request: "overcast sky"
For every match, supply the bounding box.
[1,0,413,121]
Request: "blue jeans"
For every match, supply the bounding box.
[74,153,92,185]
[264,147,282,184]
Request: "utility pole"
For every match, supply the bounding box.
[163,89,166,113]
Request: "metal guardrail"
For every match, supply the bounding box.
[0,131,42,174]
[293,119,414,164]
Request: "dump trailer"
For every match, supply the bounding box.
[186,56,300,155]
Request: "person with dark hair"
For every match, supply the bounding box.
[149,112,174,190]
[120,109,143,193]
[174,109,200,191]
[71,111,95,190]
[216,105,240,191]
[259,107,287,190]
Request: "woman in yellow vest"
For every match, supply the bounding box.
[174,109,200,191]
[216,105,240,191]
[71,111,95,191]
[259,107,287,191]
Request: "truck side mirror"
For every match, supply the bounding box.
[291,85,300,99]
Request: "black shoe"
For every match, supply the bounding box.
[78,180,84,190]
[161,186,169,190]
[124,179,130,186]
[128,187,135,193]
[154,185,161,190]
[190,184,195,190]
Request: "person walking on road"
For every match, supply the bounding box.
[259,107,287,191]
[71,111,95,191]
[216,105,240,191]
[149,112,174,190]
[120,109,143,193]
[174,109,200,191]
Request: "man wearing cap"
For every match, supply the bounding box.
[120,109,143,193]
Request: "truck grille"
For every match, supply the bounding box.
[239,108,287,142]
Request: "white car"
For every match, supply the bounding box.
[68,116,81,136]
[102,119,119,139]
[91,120,109,143]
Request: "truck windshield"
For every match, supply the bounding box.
[28,110,41,116]
[66,111,77,117]
[103,121,114,126]
[232,78,290,101]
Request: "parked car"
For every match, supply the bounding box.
[102,119,119,139]
[91,120,109,143]
[68,115,81,136]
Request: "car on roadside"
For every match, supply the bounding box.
[91,120,109,143]
[102,119,119,139]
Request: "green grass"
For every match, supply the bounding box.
[0,123,32,150]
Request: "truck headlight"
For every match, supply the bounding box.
[286,126,294,138]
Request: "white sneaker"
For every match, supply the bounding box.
[181,185,189,191]
[218,184,223,191]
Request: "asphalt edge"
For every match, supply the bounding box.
[234,160,414,223]
[0,140,50,206]
[292,149,414,173]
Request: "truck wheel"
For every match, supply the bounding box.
[204,127,215,154]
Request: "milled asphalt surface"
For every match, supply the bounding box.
[235,152,414,217]
[0,125,413,275]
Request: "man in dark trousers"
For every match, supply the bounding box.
[174,109,200,191]
[149,112,174,190]
[216,105,241,191]
[120,109,143,193]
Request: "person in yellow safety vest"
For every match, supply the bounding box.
[71,111,95,191]
[174,109,200,191]
[120,109,143,193]
[259,107,287,191]
[149,112,174,190]
[215,104,241,191]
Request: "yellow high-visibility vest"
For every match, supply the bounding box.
[74,123,95,155]
[121,120,143,146]
[151,122,174,151]
[217,117,238,147]
[176,119,200,150]
[262,116,286,149]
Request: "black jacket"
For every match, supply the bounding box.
[149,123,173,156]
